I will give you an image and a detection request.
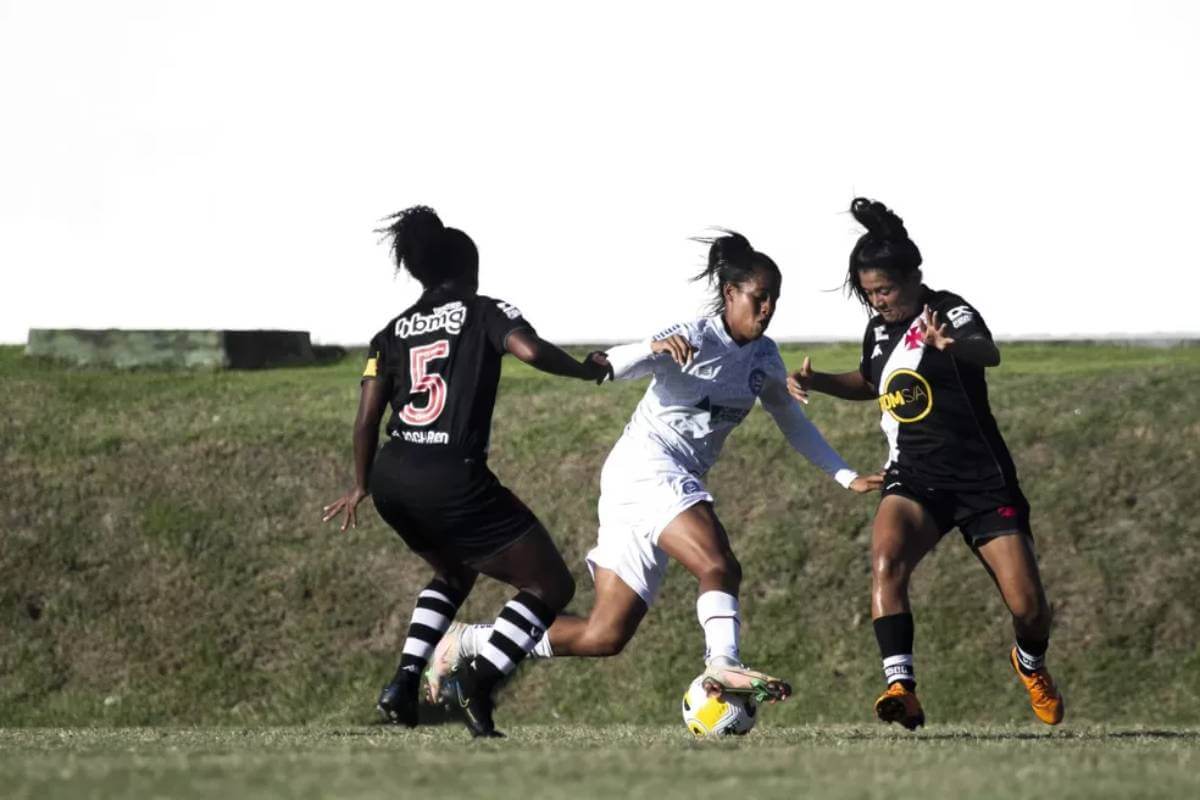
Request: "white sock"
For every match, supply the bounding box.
[461,624,553,659]
[696,591,740,664]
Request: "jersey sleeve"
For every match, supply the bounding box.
[757,346,858,488]
[481,297,537,353]
[606,320,702,381]
[935,295,992,342]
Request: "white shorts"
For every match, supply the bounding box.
[584,437,713,606]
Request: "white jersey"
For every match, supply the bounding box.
[605,317,858,488]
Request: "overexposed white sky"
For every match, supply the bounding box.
[1,0,1197,344]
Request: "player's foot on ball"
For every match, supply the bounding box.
[377,669,420,727]
[1010,647,1064,725]
[874,682,925,730]
[702,657,792,704]
[450,665,505,739]
[425,622,469,704]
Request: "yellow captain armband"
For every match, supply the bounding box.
[362,356,379,378]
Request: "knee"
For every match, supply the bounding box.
[1009,593,1052,630]
[533,572,575,613]
[872,551,911,591]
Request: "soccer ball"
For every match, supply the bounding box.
[681,674,757,737]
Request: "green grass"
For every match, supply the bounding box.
[2,725,1198,799]
[2,342,1199,732]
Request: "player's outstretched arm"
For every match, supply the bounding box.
[788,356,877,403]
[761,379,880,493]
[322,377,388,531]
[505,328,611,384]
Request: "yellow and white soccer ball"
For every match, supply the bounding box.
[681,674,757,737]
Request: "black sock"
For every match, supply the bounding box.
[1014,636,1049,676]
[874,613,916,690]
[396,578,466,678]
[472,590,557,693]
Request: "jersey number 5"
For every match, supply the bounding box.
[400,339,450,426]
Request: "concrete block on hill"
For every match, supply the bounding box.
[25,329,317,369]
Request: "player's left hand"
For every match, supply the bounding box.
[322,487,369,531]
[918,305,955,351]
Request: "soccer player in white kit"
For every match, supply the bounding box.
[429,232,881,703]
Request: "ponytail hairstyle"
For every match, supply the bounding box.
[692,230,781,315]
[376,205,479,289]
[845,198,922,308]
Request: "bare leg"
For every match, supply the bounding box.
[972,534,1052,642]
[870,495,941,619]
[471,523,575,611]
[656,502,741,593]
[545,567,648,656]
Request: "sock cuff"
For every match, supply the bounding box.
[509,590,556,628]
[424,579,466,607]
[696,591,740,623]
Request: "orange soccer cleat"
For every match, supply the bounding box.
[1010,647,1064,725]
[874,681,925,730]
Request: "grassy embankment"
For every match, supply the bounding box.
[2,343,1198,728]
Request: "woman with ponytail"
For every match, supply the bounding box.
[322,206,609,738]
[432,231,879,706]
[788,198,1063,730]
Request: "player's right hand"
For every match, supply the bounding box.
[848,473,884,494]
[322,487,369,532]
[787,356,814,404]
[583,350,613,384]
[651,334,695,367]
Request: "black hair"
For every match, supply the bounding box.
[375,205,479,289]
[845,198,922,308]
[692,230,781,315]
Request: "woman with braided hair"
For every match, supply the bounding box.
[428,230,879,707]
[322,206,609,737]
[787,198,1063,729]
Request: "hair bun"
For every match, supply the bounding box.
[851,197,909,241]
[711,231,753,264]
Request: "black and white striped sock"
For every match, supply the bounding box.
[397,579,465,677]
[472,591,556,690]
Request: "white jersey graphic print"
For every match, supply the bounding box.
[604,317,857,488]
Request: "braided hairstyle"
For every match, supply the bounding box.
[692,230,781,315]
[376,206,479,289]
[845,198,922,308]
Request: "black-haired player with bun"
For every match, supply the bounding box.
[425,231,880,707]
[321,206,609,738]
[788,198,1064,730]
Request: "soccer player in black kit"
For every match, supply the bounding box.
[788,198,1063,729]
[321,206,609,737]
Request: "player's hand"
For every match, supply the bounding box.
[848,473,884,493]
[918,305,955,351]
[650,334,695,367]
[787,356,814,404]
[582,350,613,384]
[322,487,369,531]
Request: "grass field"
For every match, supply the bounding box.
[2,341,1199,797]
[3,725,1199,799]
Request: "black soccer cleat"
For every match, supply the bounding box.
[450,666,505,739]
[377,668,421,727]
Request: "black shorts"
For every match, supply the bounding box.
[369,441,541,565]
[880,465,1032,547]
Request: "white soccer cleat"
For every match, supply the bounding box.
[424,622,469,704]
[702,657,792,704]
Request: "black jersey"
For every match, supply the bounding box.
[859,287,1018,492]
[362,288,534,458]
